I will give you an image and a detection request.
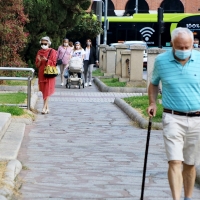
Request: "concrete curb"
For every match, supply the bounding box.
[0,85,38,112]
[0,160,22,199]
[0,120,28,200]
[114,98,163,130]
[30,78,39,111]
[93,77,147,93]
[11,117,33,125]
[0,122,25,161]
[0,114,11,141]
[0,80,38,199]
[0,80,39,93]
[0,85,29,93]
[0,85,38,93]
[30,92,38,111]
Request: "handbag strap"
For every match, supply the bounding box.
[60,48,68,60]
[46,49,53,63]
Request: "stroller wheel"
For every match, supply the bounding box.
[66,79,69,88]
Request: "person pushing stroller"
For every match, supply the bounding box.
[70,41,85,78]
[66,41,85,88]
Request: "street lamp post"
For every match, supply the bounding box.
[96,1,102,59]
[103,0,108,44]
[93,0,108,44]
[135,0,138,13]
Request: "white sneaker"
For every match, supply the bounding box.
[89,82,92,86]
[85,83,88,87]
[61,82,64,86]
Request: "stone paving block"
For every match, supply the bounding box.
[15,81,200,199]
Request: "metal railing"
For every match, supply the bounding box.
[0,67,35,110]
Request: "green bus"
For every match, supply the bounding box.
[104,13,200,47]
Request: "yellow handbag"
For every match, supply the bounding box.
[44,65,58,78]
[43,49,58,78]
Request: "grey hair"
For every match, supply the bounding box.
[63,38,69,42]
[171,27,194,42]
[39,36,51,45]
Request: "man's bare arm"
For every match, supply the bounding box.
[147,83,159,116]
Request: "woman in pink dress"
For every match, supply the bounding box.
[35,36,57,114]
[57,38,72,86]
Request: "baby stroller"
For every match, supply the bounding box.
[65,57,85,89]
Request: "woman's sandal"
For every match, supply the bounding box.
[45,109,49,114]
[41,109,46,114]
[41,107,49,114]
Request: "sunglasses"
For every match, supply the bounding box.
[41,43,48,46]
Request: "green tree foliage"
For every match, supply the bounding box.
[23,0,102,68]
[0,0,29,67]
[67,13,103,40]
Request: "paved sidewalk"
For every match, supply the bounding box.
[16,77,200,199]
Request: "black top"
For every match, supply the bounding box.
[84,46,97,65]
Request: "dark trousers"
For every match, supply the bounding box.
[83,60,89,82]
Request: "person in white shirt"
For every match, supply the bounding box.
[83,39,98,86]
[70,41,85,78]
[70,41,85,59]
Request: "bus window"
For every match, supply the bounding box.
[117,29,127,41]
[127,29,136,41]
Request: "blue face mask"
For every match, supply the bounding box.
[193,44,198,48]
[175,49,192,60]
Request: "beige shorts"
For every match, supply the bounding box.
[162,112,200,165]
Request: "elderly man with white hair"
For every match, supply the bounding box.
[147,27,200,200]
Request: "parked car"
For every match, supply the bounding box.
[123,40,147,48]
[109,42,124,47]
[123,41,148,70]
[109,41,148,70]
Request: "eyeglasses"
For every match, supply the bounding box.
[41,43,48,46]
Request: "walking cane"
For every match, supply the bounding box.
[140,114,153,200]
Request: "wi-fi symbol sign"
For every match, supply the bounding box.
[140,27,155,42]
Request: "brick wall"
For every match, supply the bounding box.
[184,0,200,13]
[90,0,200,13]
[146,0,163,10]
[113,0,128,10]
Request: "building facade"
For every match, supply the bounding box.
[91,0,200,16]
